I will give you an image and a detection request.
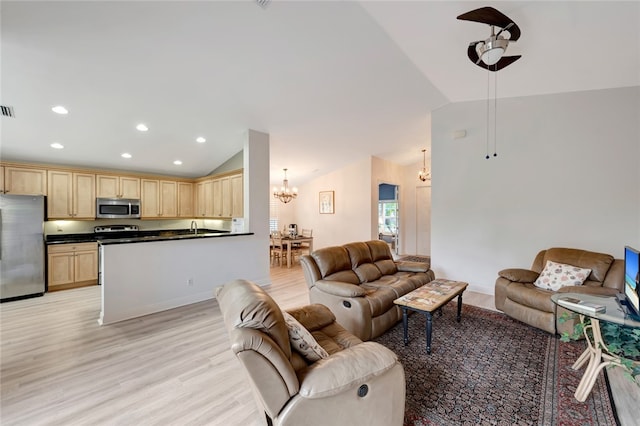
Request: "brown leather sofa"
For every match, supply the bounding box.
[300,240,435,341]
[216,279,406,426]
[495,247,624,334]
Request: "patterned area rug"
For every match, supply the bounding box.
[373,304,618,425]
[398,255,431,264]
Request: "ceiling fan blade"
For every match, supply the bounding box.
[489,55,522,72]
[457,6,521,41]
[467,41,483,65]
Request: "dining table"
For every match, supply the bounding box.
[277,235,313,268]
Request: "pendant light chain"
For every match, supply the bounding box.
[486,68,490,159]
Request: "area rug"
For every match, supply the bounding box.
[373,304,618,425]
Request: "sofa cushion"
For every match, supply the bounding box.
[360,285,398,317]
[366,240,394,261]
[375,259,398,275]
[506,282,556,313]
[283,311,329,362]
[533,260,591,291]
[312,246,360,284]
[355,263,383,282]
[543,248,613,283]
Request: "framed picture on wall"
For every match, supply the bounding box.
[319,191,334,214]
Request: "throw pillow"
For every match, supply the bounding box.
[533,260,592,291]
[282,311,329,362]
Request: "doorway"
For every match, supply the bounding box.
[415,185,431,256]
[378,183,399,255]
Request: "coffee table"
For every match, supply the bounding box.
[394,279,468,354]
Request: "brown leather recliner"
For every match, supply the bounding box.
[216,279,406,426]
[495,247,624,334]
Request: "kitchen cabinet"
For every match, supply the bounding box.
[177,182,194,217]
[3,166,47,195]
[96,174,140,199]
[195,179,214,217]
[213,172,243,218]
[194,171,242,218]
[229,172,243,218]
[141,179,177,218]
[47,242,98,291]
[47,170,96,219]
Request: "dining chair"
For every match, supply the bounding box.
[270,231,285,266]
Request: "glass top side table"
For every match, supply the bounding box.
[551,292,640,402]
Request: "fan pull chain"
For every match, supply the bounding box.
[485,68,490,159]
[494,70,498,157]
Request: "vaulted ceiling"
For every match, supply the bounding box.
[2,1,638,185]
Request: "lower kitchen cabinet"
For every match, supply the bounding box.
[47,242,98,291]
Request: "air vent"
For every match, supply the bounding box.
[1,105,15,118]
[256,0,270,9]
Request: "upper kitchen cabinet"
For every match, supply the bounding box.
[194,171,243,219]
[96,174,140,199]
[214,172,243,218]
[47,170,96,219]
[3,166,47,195]
[229,172,243,218]
[141,179,178,218]
[195,179,214,218]
[177,182,194,217]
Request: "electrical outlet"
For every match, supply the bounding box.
[187,278,194,286]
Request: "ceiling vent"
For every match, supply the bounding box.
[1,105,15,118]
[256,0,270,9]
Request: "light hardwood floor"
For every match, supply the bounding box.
[1,264,637,425]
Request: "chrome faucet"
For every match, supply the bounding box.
[190,220,198,234]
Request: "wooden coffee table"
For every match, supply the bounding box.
[394,279,468,354]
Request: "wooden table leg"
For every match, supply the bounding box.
[425,312,433,354]
[456,293,463,322]
[402,307,409,346]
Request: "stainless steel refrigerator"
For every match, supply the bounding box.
[0,194,45,302]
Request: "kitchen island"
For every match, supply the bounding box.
[98,231,268,325]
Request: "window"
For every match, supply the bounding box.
[269,196,279,232]
[378,201,397,234]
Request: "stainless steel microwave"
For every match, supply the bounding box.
[96,198,141,219]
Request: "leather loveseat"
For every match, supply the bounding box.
[495,247,624,334]
[300,240,435,341]
[216,279,406,426]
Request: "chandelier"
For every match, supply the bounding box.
[418,149,431,182]
[273,168,298,203]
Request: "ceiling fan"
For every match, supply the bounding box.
[457,6,521,71]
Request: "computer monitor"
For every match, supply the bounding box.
[623,246,640,319]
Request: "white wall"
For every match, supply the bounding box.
[288,158,372,250]
[431,87,640,294]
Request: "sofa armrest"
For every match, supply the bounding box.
[315,280,366,297]
[298,342,399,399]
[396,261,429,273]
[556,285,620,297]
[498,268,539,283]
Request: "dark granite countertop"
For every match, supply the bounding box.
[45,229,244,245]
[98,231,253,245]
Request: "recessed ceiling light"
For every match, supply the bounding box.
[196,137,206,143]
[136,123,148,132]
[51,106,68,115]
[121,153,132,159]
[50,142,64,149]
[173,160,183,166]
